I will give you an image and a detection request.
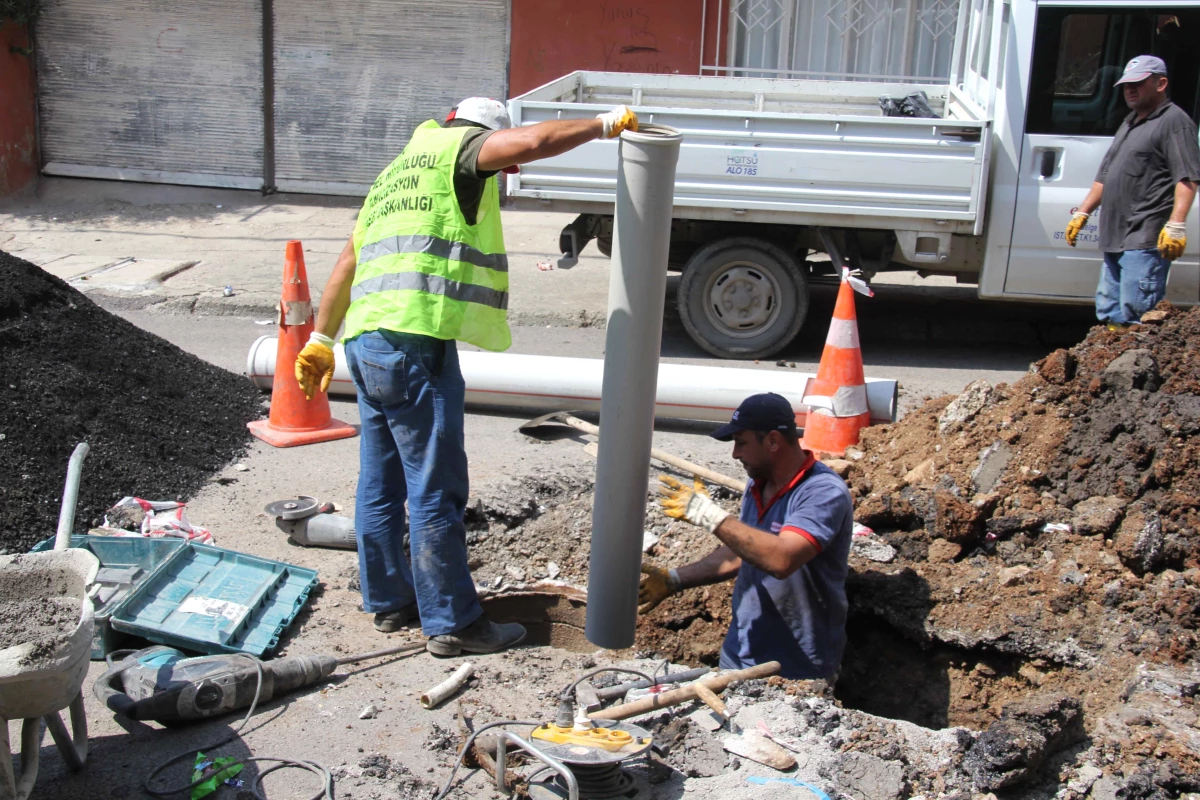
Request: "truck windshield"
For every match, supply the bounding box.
[1025,7,1200,136]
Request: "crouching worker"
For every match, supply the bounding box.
[639,392,854,681]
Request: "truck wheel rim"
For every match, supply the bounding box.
[702,262,783,339]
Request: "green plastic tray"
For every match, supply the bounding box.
[109,543,317,657]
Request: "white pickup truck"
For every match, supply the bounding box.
[505,0,1200,358]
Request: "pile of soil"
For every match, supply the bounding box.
[836,303,1200,795]
[0,250,264,553]
[466,304,1200,797]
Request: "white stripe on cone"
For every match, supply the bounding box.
[824,317,860,350]
[803,384,869,417]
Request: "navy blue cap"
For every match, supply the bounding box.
[710,392,798,441]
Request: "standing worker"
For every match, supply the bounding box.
[1065,55,1200,329]
[638,393,854,682]
[294,98,638,655]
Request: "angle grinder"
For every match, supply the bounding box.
[265,495,357,549]
[93,642,422,724]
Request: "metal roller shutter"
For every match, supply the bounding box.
[36,0,264,189]
[273,0,509,196]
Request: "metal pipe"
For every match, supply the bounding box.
[54,442,90,551]
[495,731,579,800]
[586,123,682,650]
[593,666,714,702]
[247,340,899,427]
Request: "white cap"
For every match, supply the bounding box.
[449,97,512,131]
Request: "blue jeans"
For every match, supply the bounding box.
[343,329,480,637]
[1096,249,1170,325]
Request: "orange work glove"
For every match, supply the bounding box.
[1158,222,1187,260]
[658,475,730,533]
[596,105,639,138]
[294,332,335,400]
[1065,213,1089,247]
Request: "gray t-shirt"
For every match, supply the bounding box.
[1095,101,1200,252]
[450,124,498,226]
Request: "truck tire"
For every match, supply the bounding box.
[677,238,807,359]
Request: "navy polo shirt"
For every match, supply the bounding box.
[719,455,854,679]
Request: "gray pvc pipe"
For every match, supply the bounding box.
[586,124,682,649]
[54,442,90,552]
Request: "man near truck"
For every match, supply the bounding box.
[1065,55,1200,329]
[638,393,854,681]
[293,98,638,655]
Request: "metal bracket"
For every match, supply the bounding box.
[495,731,579,800]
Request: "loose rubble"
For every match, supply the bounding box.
[461,305,1200,798]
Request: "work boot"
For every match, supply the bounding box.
[426,615,527,656]
[373,603,419,633]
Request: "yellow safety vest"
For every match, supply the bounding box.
[344,121,510,351]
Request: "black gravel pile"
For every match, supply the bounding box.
[0,250,264,553]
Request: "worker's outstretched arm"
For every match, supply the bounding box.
[294,234,355,399]
[658,475,820,580]
[709,517,821,580]
[476,106,637,171]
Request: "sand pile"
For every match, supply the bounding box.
[0,250,264,553]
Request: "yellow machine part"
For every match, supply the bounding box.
[530,724,648,753]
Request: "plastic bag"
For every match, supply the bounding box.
[101,497,214,544]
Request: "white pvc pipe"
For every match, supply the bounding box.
[587,124,683,650]
[420,662,475,710]
[247,337,899,427]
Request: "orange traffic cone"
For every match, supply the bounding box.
[248,241,357,448]
[801,272,871,456]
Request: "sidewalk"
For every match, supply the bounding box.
[0,177,612,325]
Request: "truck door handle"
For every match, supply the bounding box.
[1039,150,1057,179]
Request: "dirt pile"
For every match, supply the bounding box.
[836,304,1200,796]
[0,250,264,554]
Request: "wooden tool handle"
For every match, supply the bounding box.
[589,661,780,721]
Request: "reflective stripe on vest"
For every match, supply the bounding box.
[358,233,509,273]
[350,271,508,310]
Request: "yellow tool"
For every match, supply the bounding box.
[530,723,648,754]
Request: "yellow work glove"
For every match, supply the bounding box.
[294,332,335,400]
[1065,213,1089,247]
[658,475,730,533]
[1158,222,1187,260]
[638,564,680,615]
[596,105,638,139]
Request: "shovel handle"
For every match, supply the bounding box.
[554,414,744,493]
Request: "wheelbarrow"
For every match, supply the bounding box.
[1,444,99,800]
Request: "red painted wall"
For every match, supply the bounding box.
[509,0,708,97]
[0,20,37,197]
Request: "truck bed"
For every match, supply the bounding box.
[506,72,992,235]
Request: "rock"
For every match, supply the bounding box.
[972,442,1012,493]
[1114,508,1164,575]
[997,566,1032,587]
[903,458,937,486]
[964,693,1084,791]
[986,510,1044,539]
[826,751,906,800]
[927,539,962,563]
[504,565,527,582]
[546,562,560,580]
[358,704,380,720]
[1140,308,1170,324]
[938,379,994,434]
[928,490,984,544]
[823,458,853,478]
[642,530,660,552]
[852,535,896,563]
[1067,763,1103,795]
[722,730,796,771]
[1102,349,1161,392]
[687,707,725,732]
[1038,349,1077,384]
[1071,496,1126,537]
